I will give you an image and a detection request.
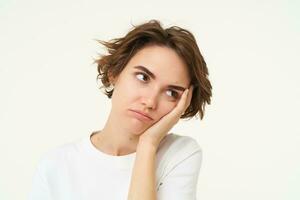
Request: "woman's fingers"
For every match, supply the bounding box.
[178,85,194,114]
[167,84,194,120]
[139,85,194,146]
[184,85,194,112]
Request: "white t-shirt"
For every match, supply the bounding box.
[28,132,202,200]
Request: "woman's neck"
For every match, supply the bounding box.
[91,114,140,156]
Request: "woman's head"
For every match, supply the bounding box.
[95,19,212,121]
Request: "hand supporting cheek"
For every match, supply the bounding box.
[138,85,194,149]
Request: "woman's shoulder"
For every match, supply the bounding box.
[35,138,84,169]
[158,133,202,154]
[156,133,202,166]
[155,133,202,182]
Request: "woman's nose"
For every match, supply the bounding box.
[141,90,159,110]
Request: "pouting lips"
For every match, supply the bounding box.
[128,109,153,121]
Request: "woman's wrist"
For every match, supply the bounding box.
[137,138,158,154]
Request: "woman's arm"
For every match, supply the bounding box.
[127,141,157,200]
[127,86,194,200]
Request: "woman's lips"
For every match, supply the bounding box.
[128,109,153,121]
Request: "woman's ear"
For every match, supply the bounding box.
[108,72,116,86]
[110,76,118,86]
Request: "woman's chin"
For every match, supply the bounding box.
[121,110,153,135]
[126,121,150,136]
[129,126,148,136]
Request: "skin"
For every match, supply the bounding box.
[127,84,193,200]
[91,44,193,156]
[91,44,194,199]
[126,45,194,200]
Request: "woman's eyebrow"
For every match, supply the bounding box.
[167,85,186,92]
[134,65,156,79]
[133,65,186,91]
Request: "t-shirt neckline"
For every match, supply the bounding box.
[86,131,137,159]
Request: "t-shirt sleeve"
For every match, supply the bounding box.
[157,149,202,200]
[28,160,52,200]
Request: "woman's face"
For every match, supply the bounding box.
[110,44,191,135]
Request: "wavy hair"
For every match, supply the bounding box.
[94,20,212,120]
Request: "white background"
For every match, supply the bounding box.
[0,0,299,199]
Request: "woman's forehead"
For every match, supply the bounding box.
[131,45,186,67]
[127,45,190,83]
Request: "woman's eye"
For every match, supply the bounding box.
[166,90,179,99]
[136,73,149,82]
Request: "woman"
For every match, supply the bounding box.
[29,19,212,200]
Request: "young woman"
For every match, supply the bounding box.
[29,20,212,200]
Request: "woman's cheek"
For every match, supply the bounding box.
[161,102,176,116]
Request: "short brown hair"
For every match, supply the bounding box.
[95,20,212,120]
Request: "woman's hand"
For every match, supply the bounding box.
[138,85,194,149]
